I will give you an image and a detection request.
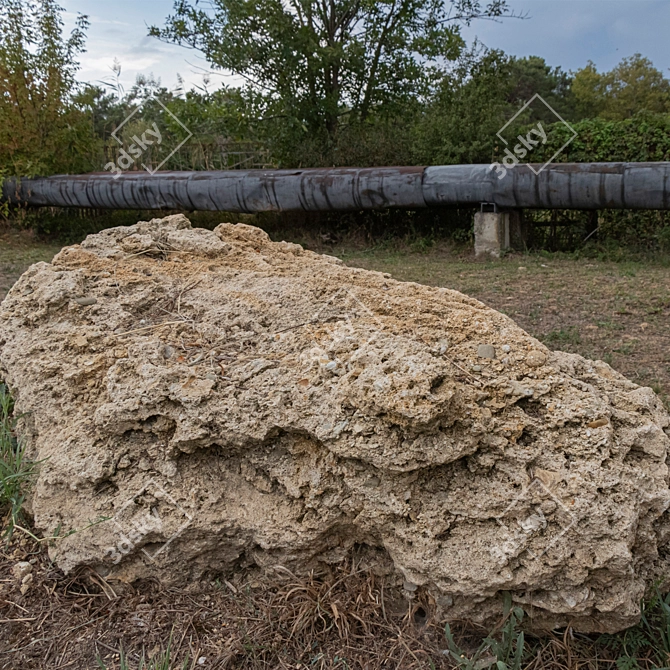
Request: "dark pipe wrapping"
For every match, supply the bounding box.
[4,162,670,211]
[1,167,426,212]
[423,163,670,209]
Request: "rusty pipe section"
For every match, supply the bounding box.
[4,162,670,211]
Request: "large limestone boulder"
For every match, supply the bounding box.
[1,215,670,633]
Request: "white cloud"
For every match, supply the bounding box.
[61,0,670,94]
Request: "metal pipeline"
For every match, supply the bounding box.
[3,162,670,211]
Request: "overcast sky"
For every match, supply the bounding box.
[60,0,670,94]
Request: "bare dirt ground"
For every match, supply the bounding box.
[1,230,669,668]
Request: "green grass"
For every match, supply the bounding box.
[442,590,670,670]
[598,590,670,669]
[95,634,190,670]
[541,326,582,346]
[0,382,36,539]
[445,594,525,670]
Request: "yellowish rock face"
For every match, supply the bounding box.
[1,214,669,633]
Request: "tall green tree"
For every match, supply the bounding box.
[415,46,514,165]
[0,0,100,176]
[507,55,574,120]
[150,0,515,149]
[572,54,670,120]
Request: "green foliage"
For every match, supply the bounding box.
[599,590,670,669]
[0,383,36,540]
[79,68,269,173]
[514,113,670,249]
[658,225,670,252]
[150,0,514,161]
[430,51,670,177]
[507,55,574,121]
[0,0,101,176]
[444,593,526,670]
[545,113,670,163]
[413,51,575,166]
[573,54,670,121]
[415,45,514,165]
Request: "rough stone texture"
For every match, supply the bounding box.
[2,214,670,633]
[474,211,509,258]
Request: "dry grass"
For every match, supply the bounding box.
[0,532,462,669]
[3,528,670,669]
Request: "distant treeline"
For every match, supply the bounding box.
[2,0,670,250]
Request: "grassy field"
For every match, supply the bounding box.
[1,228,670,668]
[0,230,62,301]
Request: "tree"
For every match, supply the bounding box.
[570,61,601,120]
[415,45,514,165]
[506,55,574,121]
[150,0,516,149]
[0,0,99,176]
[572,54,670,121]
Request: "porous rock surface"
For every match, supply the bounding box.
[2,214,670,633]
